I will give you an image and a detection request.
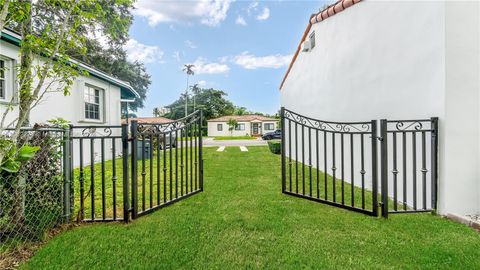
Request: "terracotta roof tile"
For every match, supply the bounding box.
[123,117,173,124]
[207,115,277,122]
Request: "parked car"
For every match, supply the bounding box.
[262,129,281,140]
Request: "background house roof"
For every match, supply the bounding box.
[279,0,362,90]
[0,28,140,100]
[208,115,278,122]
[124,116,173,124]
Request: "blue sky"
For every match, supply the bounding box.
[126,0,328,117]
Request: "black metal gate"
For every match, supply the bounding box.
[280,108,438,218]
[379,118,438,218]
[69,110,203,222]
[281,108,379,216]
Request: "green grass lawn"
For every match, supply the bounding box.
[23,146,480,269]
[213,136,256,140]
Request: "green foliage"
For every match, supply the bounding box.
[0,141,39,174]
[227,119,238,133]
[267,140,281,155]
[164,88,236,122]
[47,117,70,129]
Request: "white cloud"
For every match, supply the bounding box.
[191,57,230,74]
[124,39,164,64]
[197,80,207,86]
[172,51,183,62]
[134,0,233,27]
[247,2,259,15]
[235,16,247,26]
[256,7,270,20]
[185,40,197,49]
[233,52,292,69]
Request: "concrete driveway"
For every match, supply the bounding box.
[203,137,268,147]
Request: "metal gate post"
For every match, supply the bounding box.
[198,110,204,191]
[380,119,389,218]
[280,107,286,193]
[121,123,130,222]
[371,120,379,217]
[431,117,439,212]
[62,126,72,223]
[130,120,139,219]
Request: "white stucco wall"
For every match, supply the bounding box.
[207,121,278,137]
[280,0,480,216]
[1,38,126,168]
[0,39,122,127]
[208,121,252,137]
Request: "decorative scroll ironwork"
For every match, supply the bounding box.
[386,120,432,132]
[136,112,200,135]
[284,109,371,133]
[71,126,120,137]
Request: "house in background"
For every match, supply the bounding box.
[207,115,278,137]
[124,116,173,124]
[280,0,479,218]
[0,28,139,128]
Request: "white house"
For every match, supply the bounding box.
[0,28,139,128]
[207,115,278,137]
[280,0,480,218]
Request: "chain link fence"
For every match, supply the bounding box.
[0,127,69,258]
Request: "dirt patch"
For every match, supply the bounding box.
[0,224,76,269]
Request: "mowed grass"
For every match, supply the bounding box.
[23,146,480,269]
[73,146,200,220]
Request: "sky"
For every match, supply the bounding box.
[126,0,328,117]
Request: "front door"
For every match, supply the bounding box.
[252,123,260,135]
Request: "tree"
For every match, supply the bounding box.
[234,106,247,116]
[190,83,201,112]
[0,0,133,183]
[153,108,160,117]
[227,119,238,136]
[164,88,235,125]
[182,64,195,117]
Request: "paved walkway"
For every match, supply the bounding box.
[203,137,267,147]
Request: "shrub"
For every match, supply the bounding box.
[267,140,281,155]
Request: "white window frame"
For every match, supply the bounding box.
[83,84,104,122]
[217,123,223,131]
[235,123,245,131]
[264,123,274,131]
[0,56,14,102]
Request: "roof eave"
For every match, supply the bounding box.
[0,29,139,100]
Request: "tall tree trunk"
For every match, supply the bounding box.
[11,0,33,230]
[18,0,33,127]
[0,0,10,31]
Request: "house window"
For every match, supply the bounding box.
[217,124,223,131]
[0,60,5,99]
[235,123,245,131]
[264,123,274,130]
[309,31,316,49]
[84,85,103,120]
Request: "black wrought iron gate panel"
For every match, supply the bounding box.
[130,110,203,219]
[281,108,379,216]
[70,125,129,222]
[69,111,204,222]
[380,118,438,218]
